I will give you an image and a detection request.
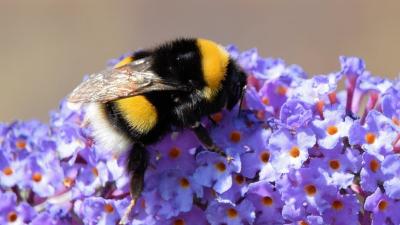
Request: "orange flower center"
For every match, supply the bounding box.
[214,162,226,172]
[92,167,99,177]
[3,167,13,176]
[226,208,238,219]
[370,159,380,172]
[15,139,26,150]
[229,131,241,143]
[298,220,309,225]
[174,219,185,225]
[304,184,317,196]
[365,132,376,144]
[169,147,181,159]
[256,110,265,120]
[32,172,42,183]
[326,125,338,135]
[63,177,74,187]
[7,211,17,222]
[392,116,400,126]
[179,178,190,188]
[289,146,300,158]
[262,196,273,206]
[259,151,270,163]
[211,112,223,123]
[329,160,341,170]
[277,85,287,96]
[235,174,244,185]
[378,200,388,211]
[104,203,114,213]
[332,200,343,210]
[262,97,270,105]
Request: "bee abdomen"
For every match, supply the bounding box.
[114,95,158,133]
[86,103,132,156]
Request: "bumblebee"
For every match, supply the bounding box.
[68,38,247,219]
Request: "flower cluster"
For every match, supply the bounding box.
[2,46,400,225]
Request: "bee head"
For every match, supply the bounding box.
[226,62,247,110]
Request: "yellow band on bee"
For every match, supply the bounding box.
[197,39,229,100]
[116,96,158,133]
[113,56,134,69]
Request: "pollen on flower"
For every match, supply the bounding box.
[289,146,300,158]
[369,159,380,172]
[259,151,270,163]
[262,196,273,206]
[277,85,287,96]
[15,139,26,150]
[392,116,400,126]
[179,177,190,188]
[331,200,344,210]
[298,220,309,225]
[210,112,223,123]
[214,162,226,172]
[226,208,238,219]
[326,125,338,135]
[304,184,317,196]
[329,159,341,170]
[365,132,376,144]
[63,177,74,187]
[229,130,241,143]
[168,147,181,159]
[235,174,245,185]
[3,167,13,176]
[261,97,270,105]
[173,219,185,225]
[7,211,17,222]
[104,203,114,213]
[256,110,265,120]
[92,167,99,177]
[378,200,388,211]
[32,172,42,183]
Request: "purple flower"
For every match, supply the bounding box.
[148,130,199,175]
[205,199,255,225]
[360,153,387,193]
[320,193,359,224]
[158,206,208,225]
[381,154,400,198]
[0,191,35,224]
[193,150,241,194]
[312,106,352,149]
[268,127,316,173]
[280,100,313,129]
[309,145,361,188]
[246,180,284,224]
[364,188,400,225]
[349,110,399,160]
[239,128,279,181]
[276,168,331,214]
[148,169,203,218]
[73,197,129,225]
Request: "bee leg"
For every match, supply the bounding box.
[119,143,149,225]
[208,115,218,126]
[191,122,234,163]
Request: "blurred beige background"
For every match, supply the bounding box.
[1,0,400,122]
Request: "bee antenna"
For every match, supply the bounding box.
[238,85,247,117]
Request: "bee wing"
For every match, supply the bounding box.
[68,58,189,103]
